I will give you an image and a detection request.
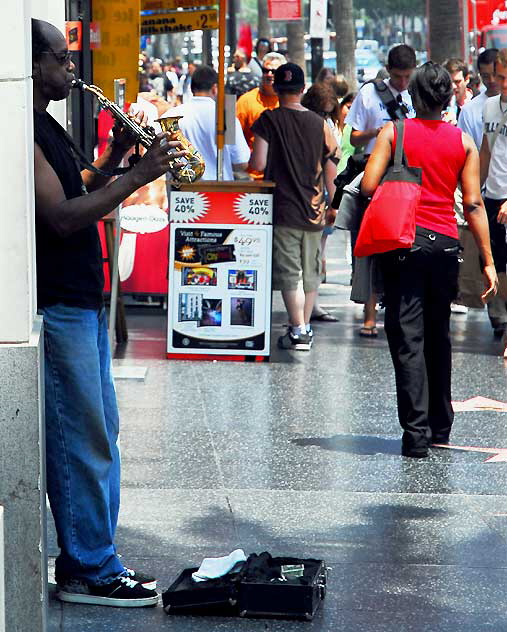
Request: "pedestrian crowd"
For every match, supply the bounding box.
[227,42,503,462]
[105,42,506,460]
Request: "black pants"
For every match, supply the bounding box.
[483,198,507,274]
[381,227,460,451]
[483,198,507,330]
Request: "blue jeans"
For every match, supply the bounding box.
[41,304,125,585]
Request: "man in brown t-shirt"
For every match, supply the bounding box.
[250,63,338,351]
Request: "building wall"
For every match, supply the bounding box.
[0,1,60,629]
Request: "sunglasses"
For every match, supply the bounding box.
[261,67,275,75]
[40,49,73,66]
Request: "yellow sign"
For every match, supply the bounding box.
[142,0,213,9]
[92,0,140,103]
[141,9,218,35]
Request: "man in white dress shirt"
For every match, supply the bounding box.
[345,44,416,156]
[458,49,499,147]
[166,66,250,180]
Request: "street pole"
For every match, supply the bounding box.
[217,0,226,180]
[228,0,237,56]
[202,29,212,66]
[310,0,327,80]
[108,79,127,350]
[310,37,323,81]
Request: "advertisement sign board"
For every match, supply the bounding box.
[141,10,218,35]
[267,0,301,20]
[142,0,212,9]
[167,188,273,359]
[309,0,327,38]
[92,0,140,103]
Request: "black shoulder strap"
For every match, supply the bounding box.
[45,114,132,178]
[62,126,132,177]
[372,80,395,105]
[371,80,408,120]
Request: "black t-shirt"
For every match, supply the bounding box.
[251,107,338,230]
[34,110,104,308]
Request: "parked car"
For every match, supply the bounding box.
[355,49,383,83]
[356,39,380,55]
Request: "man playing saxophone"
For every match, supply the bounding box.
[32,18,184,607]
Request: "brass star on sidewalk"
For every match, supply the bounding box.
[451,396,507,412]
[432,444,507,462]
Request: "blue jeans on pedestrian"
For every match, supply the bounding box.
[41,303,125,585]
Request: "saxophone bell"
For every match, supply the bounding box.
[156,116,205,184]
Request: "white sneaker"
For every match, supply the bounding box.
[451,303,468,314]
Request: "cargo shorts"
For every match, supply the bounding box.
[272,225,322,292]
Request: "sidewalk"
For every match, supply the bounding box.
[48,231,507,631]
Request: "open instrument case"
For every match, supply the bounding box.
[162,553,328,621]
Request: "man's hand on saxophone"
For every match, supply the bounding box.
[110,107,150,153]
[129,132,187,188]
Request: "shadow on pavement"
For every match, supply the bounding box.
[292,434,401,456]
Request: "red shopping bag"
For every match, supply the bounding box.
[354,120,422,257]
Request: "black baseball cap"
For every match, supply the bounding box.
[273,62,305,90]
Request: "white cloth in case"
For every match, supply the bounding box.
[191,549,247,583]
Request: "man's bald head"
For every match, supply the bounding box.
[31,19,75,106]
[32,19,65,62]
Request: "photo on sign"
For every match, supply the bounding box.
[231,297,255,326]
[199,243,236,265]
[228,269,257,291]
[182,266,218,287]
[199,299,222,327]
[178,293,202,322]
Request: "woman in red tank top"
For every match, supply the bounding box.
[361,62,497,458]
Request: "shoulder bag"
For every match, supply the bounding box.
[354,120,422,257]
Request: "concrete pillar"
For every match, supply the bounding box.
[0,0,48,630]
[0,507,4,632]
[0,324,46,632]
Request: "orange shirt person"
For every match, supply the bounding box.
[236,52,286,178]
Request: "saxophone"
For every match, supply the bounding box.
[73,79,205,183]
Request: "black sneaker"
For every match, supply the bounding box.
[493,324,507,339]
[124,567,157,590]
[56,576,159,607]
[278,330,312,351]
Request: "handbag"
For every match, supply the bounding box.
[331,153,367,209]
[334,172,368,233]
[353,120,422,257]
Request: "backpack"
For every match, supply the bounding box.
[331,80,408,209]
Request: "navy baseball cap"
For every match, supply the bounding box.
[273,62,305,90]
